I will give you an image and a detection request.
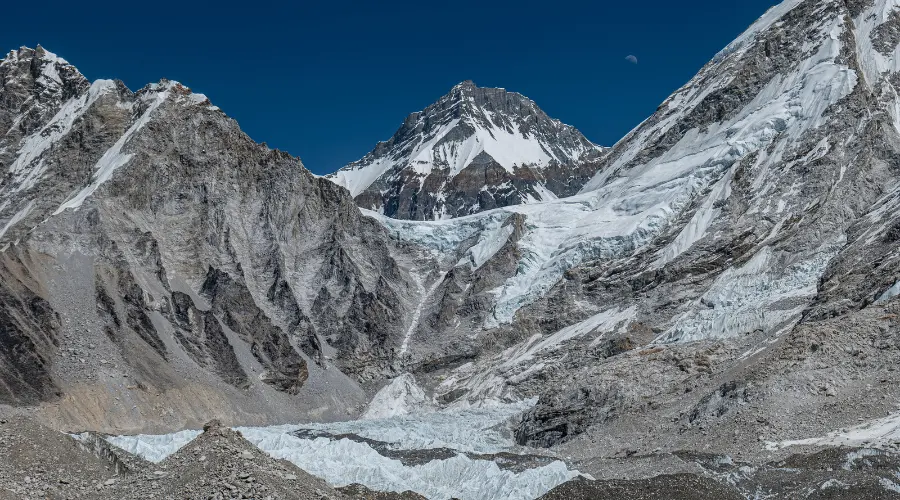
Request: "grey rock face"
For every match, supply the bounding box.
[542,447,900,500]
[0,247,61,404]
[328,81,604,220]
[0,47,418,432]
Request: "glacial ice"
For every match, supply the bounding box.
[658,241,843,344]
[106,400,580,500]
[239,428,576,500]
[368,0,859,331]
[766,411,900,451]
[105,429,202,464]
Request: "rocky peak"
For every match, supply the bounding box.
[328,81,604,220]
[0,46,91,171]
[1,45,88,100]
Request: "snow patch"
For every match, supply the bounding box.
[653,166,733,268]
[0,200,34,240]
[7,80,116,193]
[881,477,900,493]
[458,222,515,270]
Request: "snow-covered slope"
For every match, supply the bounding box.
[327,81,604,220]
[10,0,900,490]
[355,0,900,455]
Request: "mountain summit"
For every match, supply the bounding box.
[327,81,604,220]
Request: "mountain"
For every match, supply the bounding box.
[6,0,900,495]
[327,81,604,220]
[407,0,900,456]
[0,46,418,433]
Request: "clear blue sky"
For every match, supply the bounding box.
[4,0,780,175]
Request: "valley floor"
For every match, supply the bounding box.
[5,401,900,500]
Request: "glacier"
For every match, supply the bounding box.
[105,400,581,500]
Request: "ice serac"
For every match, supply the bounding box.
[327,80,605,220]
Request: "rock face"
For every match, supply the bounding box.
[0,46,417,432]
[541,447,900,500]
[327,81,604,220]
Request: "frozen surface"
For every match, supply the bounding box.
[878,280,900,304]
[652,166,733,269]
[459,222,516,271]
[107,400,579,500]
[437,308,636,403]
[7,80,116,193]
[371,7,857,328]
[0,200,33,239]
[297,399,537,454]
[657,241,843,344]
[105,429,201,464]
[362,373,430,419]
[240,430,576,500]
[368,209,511,259]
[766,412,900,451]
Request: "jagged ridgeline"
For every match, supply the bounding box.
[3,1,900,481]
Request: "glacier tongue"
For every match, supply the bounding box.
[239,429,577,500]
[105,400,580,500]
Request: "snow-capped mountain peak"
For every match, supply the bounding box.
[327,81,605,220]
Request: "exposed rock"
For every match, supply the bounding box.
[538,475,744,500]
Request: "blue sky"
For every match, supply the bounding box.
[4,0,780,175]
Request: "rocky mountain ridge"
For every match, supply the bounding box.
[0,45,418,433]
